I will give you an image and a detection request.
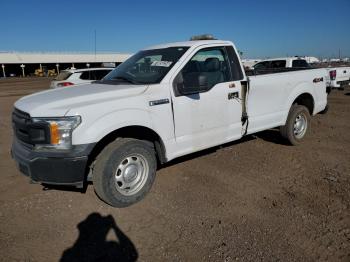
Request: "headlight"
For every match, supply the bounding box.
[32,116,81,150]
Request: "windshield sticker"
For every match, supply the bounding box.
[151,61,173,67]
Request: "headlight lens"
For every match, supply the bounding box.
[32,116,81,150]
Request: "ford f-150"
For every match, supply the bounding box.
[11,36,328,207]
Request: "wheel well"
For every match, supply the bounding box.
[292,93,314,114]
[86,126,167,180]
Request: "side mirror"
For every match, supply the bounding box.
[177,74,209,96]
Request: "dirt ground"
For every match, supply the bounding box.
[0,77,349,262]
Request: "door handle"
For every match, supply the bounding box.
[229,83,236,88]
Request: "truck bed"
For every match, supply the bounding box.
[246,68,328,134]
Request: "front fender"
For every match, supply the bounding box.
[72,109,155,144]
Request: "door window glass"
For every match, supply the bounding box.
[179,48,230,92]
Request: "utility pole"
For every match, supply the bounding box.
[20,64,25,77]
[94,29,97,62]
[1,64,5,78]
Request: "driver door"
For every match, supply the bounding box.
[171,46,243,156]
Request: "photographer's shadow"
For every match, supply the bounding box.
[60,213,138,262]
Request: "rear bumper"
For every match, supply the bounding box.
[11,139,95,187]
[330,80,349,88]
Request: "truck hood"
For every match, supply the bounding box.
[14,83,148,117]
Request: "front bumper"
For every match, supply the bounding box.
[11,139,95,188]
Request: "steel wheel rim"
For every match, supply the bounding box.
[114,154,149,196]
[293,113,307,139]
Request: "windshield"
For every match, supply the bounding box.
[103,47,189,84]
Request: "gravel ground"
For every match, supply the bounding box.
[0,77,349,261]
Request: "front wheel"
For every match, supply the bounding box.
[280,105,311,145]
[93,138,157,207]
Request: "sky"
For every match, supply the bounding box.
[1,0,349,59]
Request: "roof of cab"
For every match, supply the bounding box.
[143,40,233,50]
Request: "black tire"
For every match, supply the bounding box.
[93,138,157,207]
[279,105,311,145]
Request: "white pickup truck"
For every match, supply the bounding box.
[11,36,328,207]
[252,57,311,71]
[250,57,334,94]
[327,67,350,90]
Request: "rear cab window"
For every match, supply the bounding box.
[270,60,286,68]
[292,59,310,68]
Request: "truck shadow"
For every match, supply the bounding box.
[162,129,288,169]
[42,183,88,193]
[344,92,350,96]
[60,212,138,262]
[253,129,289,145]
[162,135,254,168]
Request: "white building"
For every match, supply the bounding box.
[0,51,131,77]
[302,56,320,63]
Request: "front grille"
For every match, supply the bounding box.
[13,108,30,120]
[12,108,51,146]
[12,108,32,145]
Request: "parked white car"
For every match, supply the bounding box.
[50,68,113,88]
[12,36,328,207]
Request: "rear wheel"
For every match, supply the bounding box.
[280,105,310,145]
[93,138,157,207]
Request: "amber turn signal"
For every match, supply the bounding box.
[50,122,59,144]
